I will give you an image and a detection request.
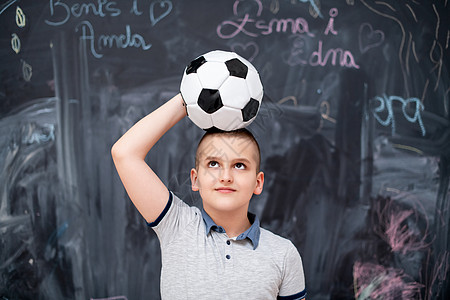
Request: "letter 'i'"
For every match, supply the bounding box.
[324,8,338,35]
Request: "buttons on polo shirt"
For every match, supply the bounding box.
[226,240,231,260]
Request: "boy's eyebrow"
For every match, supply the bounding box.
[204,155,253,164]
[232,157,252,164]
[204,156,222,161]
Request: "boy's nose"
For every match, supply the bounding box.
[219,168,233,183]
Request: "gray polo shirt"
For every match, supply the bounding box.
[148,192,306,300]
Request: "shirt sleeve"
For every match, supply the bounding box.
[147,191,199,247]
[278,242,307,299]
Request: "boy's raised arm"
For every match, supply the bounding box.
[111,93,187,223]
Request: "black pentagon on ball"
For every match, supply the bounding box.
[241,98,259,121]
[186,56,206,74]
[225,58,248,79]
[198,89,223,114]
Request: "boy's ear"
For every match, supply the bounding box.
[190,168,199,191]
[253,171,264,195]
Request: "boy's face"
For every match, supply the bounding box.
[190,133,264,215]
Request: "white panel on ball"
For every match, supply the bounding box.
[203,50,237,63]
[211,106,244,131]
[186,104,214,129]
[196,61,229,89]
[219,77,251,109]
[180,74,203,105]
[245,69,264,101]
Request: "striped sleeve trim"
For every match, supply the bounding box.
[146,191,173,227]
[277,289,307,300]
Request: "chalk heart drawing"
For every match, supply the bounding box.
[231,42,259,62]
[359,23,385,53]
[150,0,173,26]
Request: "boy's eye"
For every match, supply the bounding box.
[235,163,245,170]
[208,161,219,168]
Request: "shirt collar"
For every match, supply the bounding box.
[201,209,261,250]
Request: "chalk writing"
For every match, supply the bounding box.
[283,37,359,68]
[45,0,117,26]
[45,0,121,26]
[218,1,360,69]
[324,8,338,35]
[45,0,173,27]
[371,94,426,136]
[217,0,314,39]
[45,0,172,58]
[130,0,142,15]
[11,33,20,54]
[310,40,360,68]
[21,59,32,81]
[217,14,314,39]
[75,21,151,59]
[15,6,26,27]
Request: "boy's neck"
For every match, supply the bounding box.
[204,207,252,238]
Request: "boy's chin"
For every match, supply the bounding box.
[204,199,249,214]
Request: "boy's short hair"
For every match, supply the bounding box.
[195,128,261,172]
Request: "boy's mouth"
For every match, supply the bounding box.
[215,187,236,193]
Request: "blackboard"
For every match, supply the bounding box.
[1,0,449,299]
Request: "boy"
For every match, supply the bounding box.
[111,93,306,299]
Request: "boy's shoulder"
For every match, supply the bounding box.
[259,226,298,251]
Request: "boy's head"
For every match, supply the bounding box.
[191,128,264,214]
[194,128,261,172]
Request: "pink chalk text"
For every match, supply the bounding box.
[217,2,360,69]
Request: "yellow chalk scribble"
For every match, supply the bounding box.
[15,6,26,27]
[11,33,20,53]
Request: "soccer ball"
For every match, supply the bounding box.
[180,50,263,131]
